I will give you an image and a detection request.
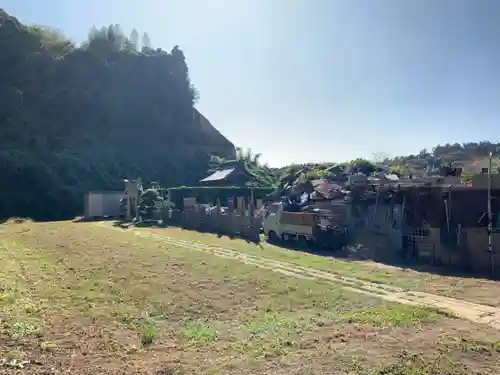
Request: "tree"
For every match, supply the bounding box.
[348,158,377,175]
[0,10,235,220]
[88,25,98,40]
[371,151,390,164]
[129,28,139,50]
[236,147,261,165]
[206,148,278,187]
[107,25,116,45]
[142,32,151,49]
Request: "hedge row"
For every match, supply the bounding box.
[165,186,275,209]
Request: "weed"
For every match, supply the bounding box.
[374,352,469,375]
[341,305,440,328]
[7,320,42,338]
[246,314,302,338]
[459,338,500,354]
[0,348,25,361]
[141,321,157,346]
[182,322,218,346]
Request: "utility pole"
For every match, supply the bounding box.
[488,152,494,275]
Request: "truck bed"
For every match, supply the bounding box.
[279,211,316,226]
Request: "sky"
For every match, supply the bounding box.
[2,0,500,167]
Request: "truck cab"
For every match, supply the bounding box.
[262,202,347,249]
[263,202,314,242]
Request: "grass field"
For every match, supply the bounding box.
[138,226,500,307]
[1,221,500,374]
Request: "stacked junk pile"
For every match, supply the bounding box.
[261,164,400,251]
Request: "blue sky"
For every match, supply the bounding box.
[2,0,500,166]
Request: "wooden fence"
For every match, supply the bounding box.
[164,207,261,242]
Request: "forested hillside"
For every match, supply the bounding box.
[271,141,500,186]
[385,141,500,175]
[0,10,235,220]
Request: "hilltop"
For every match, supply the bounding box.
[0,10,235,220]
[384,141,500,175]
[273,141,500,181]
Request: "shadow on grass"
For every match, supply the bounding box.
[73,216,120,223]
[81,217,499,283]
[267,233,500,283]
[111,219,264,248]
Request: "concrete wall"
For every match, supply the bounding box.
[344,202,500,276]
[344,204,403,260]
[84,191,123,218]
[464,229,500,276]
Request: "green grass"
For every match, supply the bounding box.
[374,352,470,375]
[141,321,157,346]
[139,227,421,288]
[139,226,500,308]
[1,222,500,374]
[341,305,442,328]
[182,322,218,346]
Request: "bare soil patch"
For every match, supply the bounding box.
[1,222,500,374]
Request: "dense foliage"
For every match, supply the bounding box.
[276,142,500,186]
[208,147,280,187]
[0,10,235,220]
[385,141,500,175]
[276,159,379,187]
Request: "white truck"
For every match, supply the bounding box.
[262,202,347,250]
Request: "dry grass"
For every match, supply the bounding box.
[1,222,500,374]
[138,226,500,307]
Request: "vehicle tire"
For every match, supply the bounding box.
[306,239,316,248]
[268,230,279,243]
[298,235,308,249]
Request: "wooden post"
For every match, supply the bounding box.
[134,180,141,222]
[216,197,221,232]
[125,180,132,222]
[247,201,252,239]
[166,188,172,220]
[237,196,244,214]
[250,188,255,213]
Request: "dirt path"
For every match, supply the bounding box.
[100,223,500,330]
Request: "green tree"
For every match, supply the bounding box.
[207,148,278,187]
[142,32,151,50]
[129,28,139,50]
[0,10,235,220]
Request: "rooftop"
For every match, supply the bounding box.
[199,167,236,183]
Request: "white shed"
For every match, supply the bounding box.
[84,191,123,218]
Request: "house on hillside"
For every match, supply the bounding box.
[199,161,254,186]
